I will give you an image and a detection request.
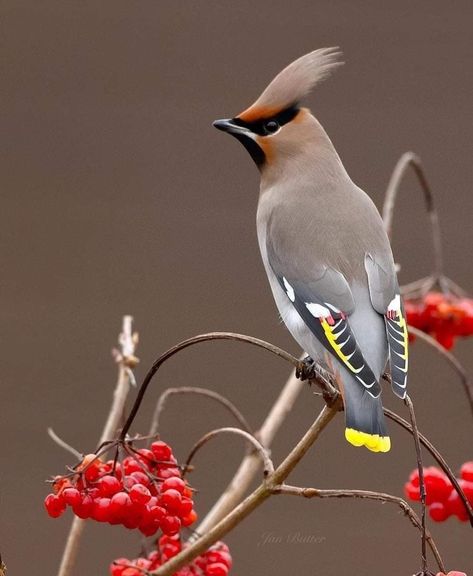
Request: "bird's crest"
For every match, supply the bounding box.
[238,47,343,122]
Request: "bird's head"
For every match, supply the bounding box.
[214,48,343,176]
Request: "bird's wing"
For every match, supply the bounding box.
[266,239,382,398]
[364,253,408,398]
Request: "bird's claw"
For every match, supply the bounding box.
[296,356,316,381]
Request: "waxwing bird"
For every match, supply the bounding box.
[213,48,409,453]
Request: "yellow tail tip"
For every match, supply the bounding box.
[345,428,391,453]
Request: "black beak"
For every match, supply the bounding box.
[212,118,238,133]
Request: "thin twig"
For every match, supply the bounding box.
[272,484,445,573]
[183,427,274,477]
[149,387,252,437]
[385,408,473,525]
[405,395,427,574]
[191,370,305,541]
[151,400,342,575]
[408,325,473,417]
[47,428,82,460]
[57,315,138,576]
[382,152,445,284]
[120,332,305,442]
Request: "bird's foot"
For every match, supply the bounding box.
[296,356,317,381]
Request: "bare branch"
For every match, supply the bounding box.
[119,332,307,442]
[272,484,445,574]
[382,152,445,283]
[149,387,252,437]
[47,428,82,460]
[57,315,138,576]
[151,400,342,575]
[183,427,274,478]
[405,395,427,573]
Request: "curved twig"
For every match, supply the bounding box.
[149,386,252,437]
[183,427,274,477]
[382,152,445,284]
[120,332,309,441]
[408,325,473,417]
[47,428,82,460]
[192,370,305,541]
[272,484,445,573]
[385,408,473,526]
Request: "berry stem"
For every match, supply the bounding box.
[383,152,445,285]
[271,485,445,574]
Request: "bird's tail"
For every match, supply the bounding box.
[341,376,390,453]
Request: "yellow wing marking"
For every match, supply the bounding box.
[321,319,360,373]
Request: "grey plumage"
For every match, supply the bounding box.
[214,48,408,452]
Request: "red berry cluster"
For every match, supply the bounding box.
[110,536,232,576]
[405,292,473,349]
[44,441,197,537]
[404,462,473,522]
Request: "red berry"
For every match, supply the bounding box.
[151,441,172,461]
[92,497,112,522]
[72,494,94,519]
[129,484,151,505]
[424,467,452,503]
[162,477,186,493]
[161,515,181,535]
[460,461,473,482]
[110,559,130,576]
[129,471,150,486]
[123,457,142,474]
[445,491,468,522]
[44,493,66,518]
[429,502,449,522]
[149,505,166,522]
[97,474,122,497]
[136,448,156,467]
[181,509,198,527]
[404,481,420,501]
[62,487,81,507]
[205,563,229,576]
[207,550,232,569]
[178,497,193,517]
[160,489,182,513]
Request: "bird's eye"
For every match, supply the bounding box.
[263,120,280,135]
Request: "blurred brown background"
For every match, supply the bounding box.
[2,1,473,574]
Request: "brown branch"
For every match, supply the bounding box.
[385,408,473,525]
[57,315,138,576]
[119,332,305,441]
[47,428,82,460]
[151,400,342,575]
[408,325,473,418]
[149,386,252,437]
[183,427,274,477]
[272,484,445,573]
[382,152,445,284]
[405,395,427,573]
[190,370,305,541]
